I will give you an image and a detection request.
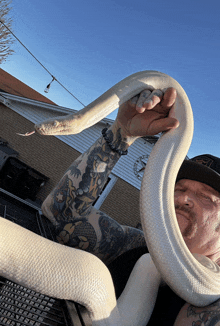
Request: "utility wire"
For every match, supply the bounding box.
[0,19,85,107]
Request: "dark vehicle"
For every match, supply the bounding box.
[0,188,91,326]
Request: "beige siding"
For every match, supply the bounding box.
[100,178,140,227]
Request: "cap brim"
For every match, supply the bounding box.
[177,160,220,193]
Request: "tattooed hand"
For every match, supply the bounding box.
[114,87,179,139]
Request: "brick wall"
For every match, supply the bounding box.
[100,178,140,227]
[0,105,141,227]
[0,104,80,201]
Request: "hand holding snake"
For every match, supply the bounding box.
[114,87,179,139]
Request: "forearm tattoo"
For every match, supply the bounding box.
[42,128,144,260]
[50,129,126,221]
[98,212,125,262]
[55,218,97,253]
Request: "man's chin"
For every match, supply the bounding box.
[176,212,189,232]
[176,213,197,241]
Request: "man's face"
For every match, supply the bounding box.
[174,179,220,259]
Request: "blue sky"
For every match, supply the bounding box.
[1,0,220,158]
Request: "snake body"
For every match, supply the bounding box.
[2,71,220,325]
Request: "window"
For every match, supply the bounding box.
[0,157,48,201]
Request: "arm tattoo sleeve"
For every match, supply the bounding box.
[53,209,146,264]
[42,127,142,261]
[46,127,128,222]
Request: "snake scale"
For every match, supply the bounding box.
[1,71,220,325]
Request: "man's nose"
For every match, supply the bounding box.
[174,191,194,208]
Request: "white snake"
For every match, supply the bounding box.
[2,71,220,325]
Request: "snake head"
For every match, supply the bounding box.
[34,114,82,136]
[35,118,61,135]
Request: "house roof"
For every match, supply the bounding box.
[0,68,56,105]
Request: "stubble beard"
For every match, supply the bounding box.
[175,204,197,239]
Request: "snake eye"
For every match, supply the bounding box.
[53,121,58,127]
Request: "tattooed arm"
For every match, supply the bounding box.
[42,120,146,264]
[42,87,178,264]
[174,300,220,326]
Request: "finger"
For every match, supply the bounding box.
[147,89,164,108]
[161,87,177,108]
[131,86,154,110]
[136,90,152,113]
[148,117,179,135]
[137,89,164,113]
[168,105,177,119]
[130,95,139,106]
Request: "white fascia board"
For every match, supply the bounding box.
[0,92,114,126]
[0,92,71,113]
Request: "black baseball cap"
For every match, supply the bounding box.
[176,154,220,194]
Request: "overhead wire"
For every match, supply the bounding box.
[0,19,86,107]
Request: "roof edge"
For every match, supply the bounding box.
[0,91,114,126]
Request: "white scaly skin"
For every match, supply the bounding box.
[3,71,220,325]
[0,215,160,326]
[0,217,120,326]
[34,70,183,135]
[137,72,220,306]
[117,254,161,325]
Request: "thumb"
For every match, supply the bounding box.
[148,117,179,135]
[163,117,180,131]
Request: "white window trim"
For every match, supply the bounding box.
[93,174,118,209]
